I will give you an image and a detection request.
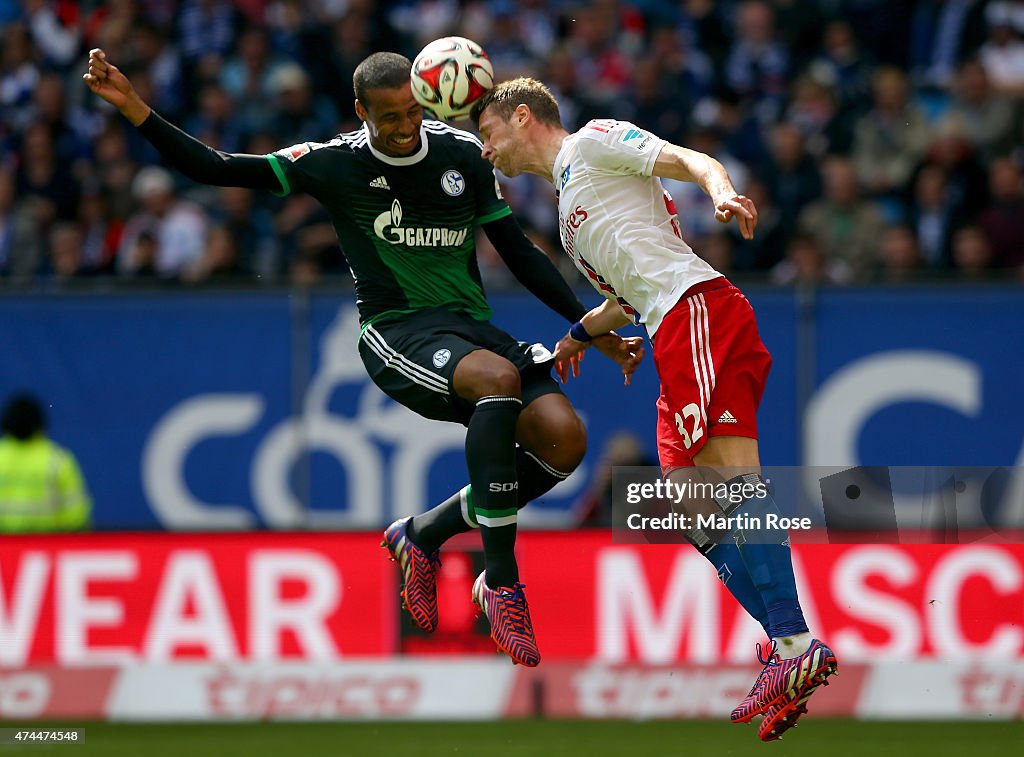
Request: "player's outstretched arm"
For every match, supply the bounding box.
[652,144,758,240]
[483,214,587,324]
[83,48,280,191]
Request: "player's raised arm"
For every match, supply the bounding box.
[652,144,758,240]
[83,48,280,192]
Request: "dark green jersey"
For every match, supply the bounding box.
[266,121,511,325]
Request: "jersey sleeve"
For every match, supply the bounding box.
[265,142,322,197]
[468,147,512,225]
[577,120,667,178]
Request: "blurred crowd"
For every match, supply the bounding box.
[1,0,1022,291]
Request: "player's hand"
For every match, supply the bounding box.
[591,333,645,386]
[83,48,150,124]
[714,194,758,240]
[552,334,589,384]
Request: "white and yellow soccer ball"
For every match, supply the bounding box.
[410,36,494,121]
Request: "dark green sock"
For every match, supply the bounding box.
[409,447,572,554]
[466,396,521,588]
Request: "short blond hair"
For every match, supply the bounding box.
[472,77,562,127]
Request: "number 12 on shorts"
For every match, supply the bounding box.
[674,403,704,449]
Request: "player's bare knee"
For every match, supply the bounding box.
[471,365,521,400]
[524,406,587,471]
[454,353,522,401]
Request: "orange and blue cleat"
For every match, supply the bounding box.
[472,571,541,667]
[381,517,441,633]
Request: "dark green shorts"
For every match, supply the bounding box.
[358,308,563,425]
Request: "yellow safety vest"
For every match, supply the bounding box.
[0,435,91,532]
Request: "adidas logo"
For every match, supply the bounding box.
[718,410,738,424]
[369,175,390,190]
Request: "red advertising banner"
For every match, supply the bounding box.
[514,533,1024,663]
[2,532,1021,665]
[0,533,395,665]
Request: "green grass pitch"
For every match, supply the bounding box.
[10,720,1023,757]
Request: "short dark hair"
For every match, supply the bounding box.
[472,77,562,127]
[353,52,412,105]
[1,394,46,440]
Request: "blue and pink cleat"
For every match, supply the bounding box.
[381,517,441,633]
[731,638,839,741]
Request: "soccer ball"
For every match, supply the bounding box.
[411,36,494,121]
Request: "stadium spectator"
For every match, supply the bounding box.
[909,164,959,269]
[15,121,81,225]
[31,73,104,176]
[267,63,340,147]
[22,0,80,69]
[539,45,586,130]
[473,4,536,81]
[46,220,86,283]
[724,0,790,122]
[0,392,91,532]
[185,82,244,153]
[875,224,923,283]
[728,177,785,271]
[117,165,210,279]
[771,232,850,286]
[1,23,42,136]
[87,0,142,57]
[77,186,122,274]
[946,59,1017,162]
[648,23,714,105]
[920,117,991,219]
[0,166,42,282]
[219,25,292,136]
[809,19,874,111]
[181,223,241,284]
[908,0,989,91]
[978,155,1024,270]
[783,72,849,158]
[176,0,239,97]
[798,156,885,281]
[129,19,185,120]
[91,121,141,220]
[564,0,633,107]
[978,0,1024,95]
[851,66,931,201]
[951,224,996,278]
[759,122,822,234]
[303,11,377,123]
[209,185,280,279]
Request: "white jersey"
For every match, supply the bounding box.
[552,119,721,336]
